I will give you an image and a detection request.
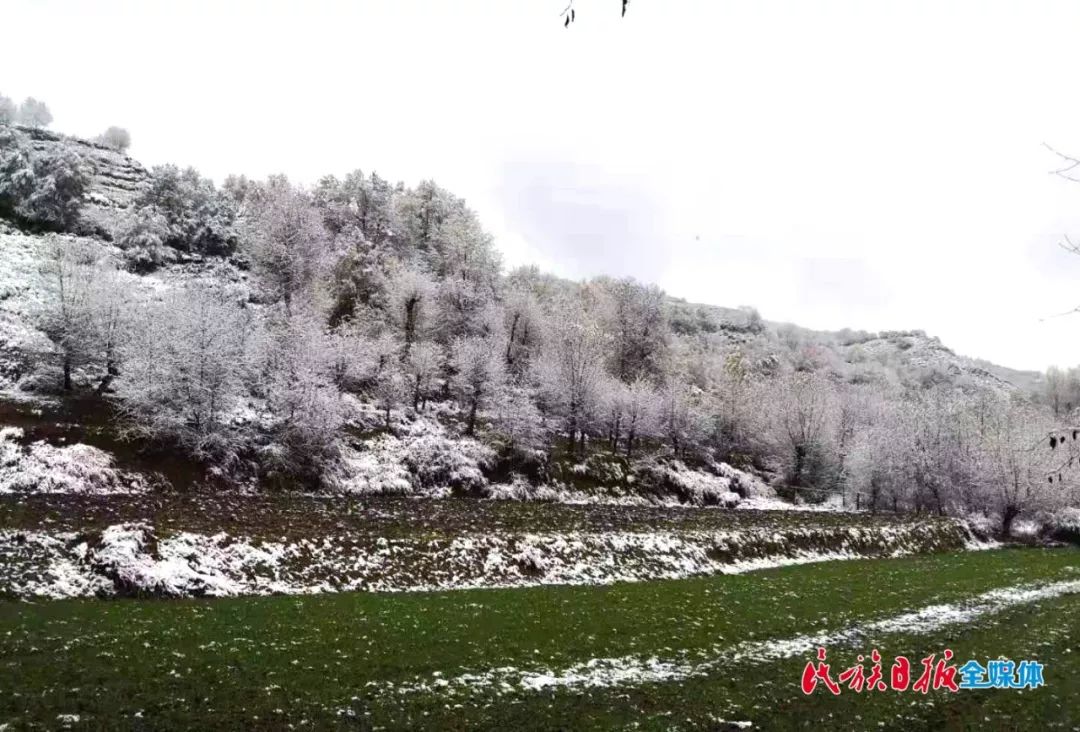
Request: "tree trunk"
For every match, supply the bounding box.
[404,297,417,355]
[62,355,72,392]
[466,398,478,435]
[505,314,519,366]
[1001,505,1019,539]
[793,444,806,488]
[96,362,119,395]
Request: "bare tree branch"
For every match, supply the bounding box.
[1045,143,1080,183]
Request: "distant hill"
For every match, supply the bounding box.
[22,126,1042,399]
[667,299,1041,396]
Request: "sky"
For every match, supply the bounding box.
[5,0,1080,371]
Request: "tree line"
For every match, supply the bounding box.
[6,134,1076,532]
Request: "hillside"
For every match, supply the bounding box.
[670,298,1040,394]
[19,126,150,234]
[17,126,1041,396]
[0,123,1074,535]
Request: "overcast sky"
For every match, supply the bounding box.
[6,0,1080,371]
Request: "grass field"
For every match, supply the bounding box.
[1,547,1077,730]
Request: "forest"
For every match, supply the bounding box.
[0,104,1076,538]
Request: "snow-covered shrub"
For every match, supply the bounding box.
[112,207,175,271]
[513,545,549,575]
[962,513,997,542]
[559,453,628,487]
[331,435,415,495]
[330,419,494,496]
[400,424,494,494]
[632,458,742,506]
[0,427,147,494]
[1043,507,1080,545]
[0,127,88,232]
[114,283,254,462]
[134,164,236,255]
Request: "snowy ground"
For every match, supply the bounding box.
[0,514,993,599]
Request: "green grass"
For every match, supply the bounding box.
[0,547,1077,730]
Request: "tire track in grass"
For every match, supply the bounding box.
[369,578,1080,700]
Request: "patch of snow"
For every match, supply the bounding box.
[0,518,989,599]
[329,418,493,496]
[378,578,1080,697]
[0,428,147,494]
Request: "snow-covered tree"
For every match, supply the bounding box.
[502,290,543,374]
[115,284,254,459]
[85,264,132,394]
[621,376,660,457]
[242,179,330,314]
[711,348,757,461]
[594,277,668,382]
[13,147,87,231]
[436,275,494,340]
[432,209,501,284]
[395,180,459,253]
[257,310,344,481]
[768,370,840,498]
[0,128,33,221]
[598,373,662,455]
[16,97,51,128]
[37,238,98,390]
[0,94,15,125]
[97,126,131,152]
[450,335,507,435]
[406,340,445,410]
[113,206,174,271]
[135,165,236,255]
[845,399,911,512]
[967,394,1069,536]
[901,390,981,516]
[1043,365,1080,419]
[385,266,436,354]
[488,384,545,450]
[657,371,709,457]
[372,362,407,430]
[534,304,609,455]
[314,170,399,244]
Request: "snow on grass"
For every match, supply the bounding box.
[0,427,148,495]
[0,517,990,599]
[377,577,1080,697]
[735,495,845,512]
[483,476,729,507]
[1043,507,1080,544]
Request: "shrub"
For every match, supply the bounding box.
[113,207,175,271]
[18,149,88,231]
[133,165,236,255]
[0,128,87,231]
